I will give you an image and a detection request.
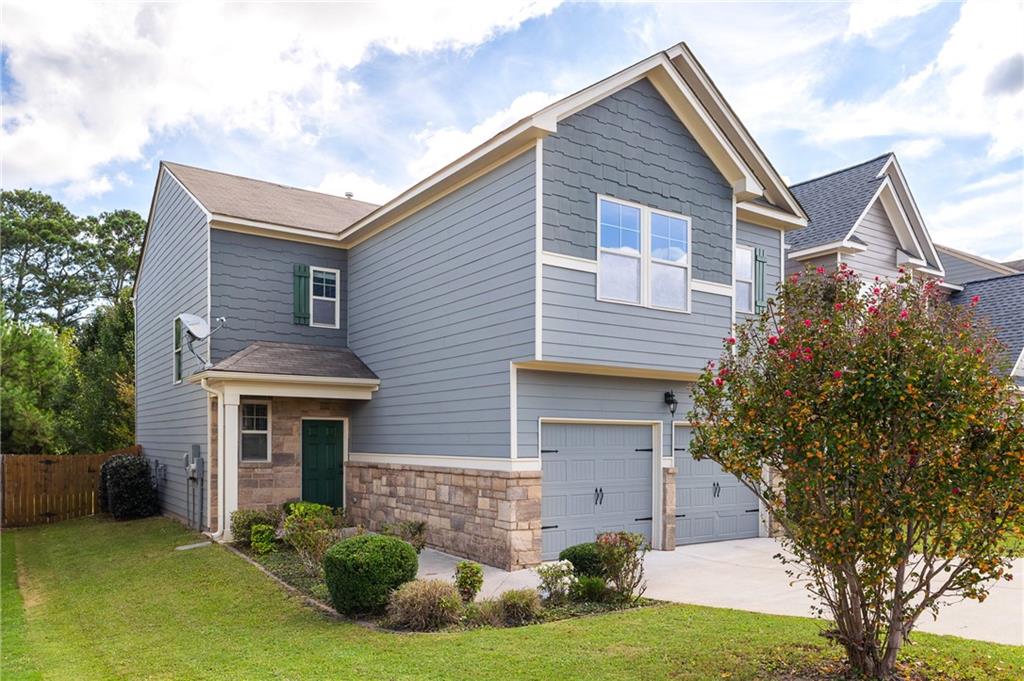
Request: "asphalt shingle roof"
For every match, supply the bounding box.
[950,273,1024,377]
[209,341,378,380]
[787,154,891,251]
[163,162,380,235]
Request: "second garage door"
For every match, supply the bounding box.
[674,424,760,545]
[540,423,654,560]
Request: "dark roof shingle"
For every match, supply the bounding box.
[209,341,378,380]
[950,273,1024,377]
[787,154,891,251]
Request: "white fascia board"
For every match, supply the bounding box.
[896,250,927,268]
[736,200,808,231]
[1011,347,1024,379]
[788,240,868,260]
[936,280,964,292]
[210,216,346,249]
[877,155,944,273]
[935,245,1019,276]
[188,371,380,400]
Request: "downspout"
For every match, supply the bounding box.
[198,377,226,540]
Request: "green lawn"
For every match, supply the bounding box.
[2,518,1022,680]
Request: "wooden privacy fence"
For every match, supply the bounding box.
[1,445,142,527]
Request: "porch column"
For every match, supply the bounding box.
[222,391,241,541]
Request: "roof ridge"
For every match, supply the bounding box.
[162,160,382,208]
[789,152,893,189]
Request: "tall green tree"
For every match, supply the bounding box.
[82,209,146,302]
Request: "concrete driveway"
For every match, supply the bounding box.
[419,539,1023,646]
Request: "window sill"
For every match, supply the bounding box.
[597,296,691,315]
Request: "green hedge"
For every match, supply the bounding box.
[323,534,418,615]
[100,454,158,520]
[559,542,603,578]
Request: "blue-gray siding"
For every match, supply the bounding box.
[209,229,348,362]
[516,370,693,459]
[736,220,782,322]
[842,201,901,280]
[939,250,1009,286]
[543,77,733,284]
[135,169,209,519]
[347,149,537,457]
[541,265,731,373]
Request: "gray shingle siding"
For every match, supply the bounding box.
[516,370,693,458]
[842,201,901,281]
[542,78,733,284]
[541,265,730,373]
[209,230,348,363]
[736,220,781,322]
[940,250,1009,286]
[786,252,838,277]
[347,149,537,457]
[135,169,209,520]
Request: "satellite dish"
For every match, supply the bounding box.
[176,313,227,371]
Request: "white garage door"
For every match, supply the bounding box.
[540,423,654,560]
[674,425,760,545]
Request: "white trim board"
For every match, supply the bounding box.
[348,451,541,472]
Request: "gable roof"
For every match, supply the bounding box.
[1003,258,1024,271]
[163,161,379,235]
[208,341,378,380]
[935,244,1020,278]
[787,154,890,251]
[950,273,1024,380]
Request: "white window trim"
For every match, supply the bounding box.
[239,400,272,463]
[735,244,754,314]
[309,266,341,329]
[596,195,692,313]
[173,318,183,384]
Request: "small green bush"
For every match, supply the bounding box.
[464,599,504,628]
[323,534,419,615]
[496,588,542,626]
[283,513,335,576]
[386,579,463,631]
[230,508,281,546]
[454,560,484,603]
[382,519,427,553]
[100,454,159,520]
[286,501,334,524]
[559,542,603,578]
[536,559,576,602]
[570,575,608,603]
[250,524,276,555]
[595,531,648,602]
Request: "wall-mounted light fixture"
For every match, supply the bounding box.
[664,390,678,416]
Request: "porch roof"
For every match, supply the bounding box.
[206,341,377,380]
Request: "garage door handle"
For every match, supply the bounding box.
[745,508,759,513]
[594,488,599,505]
[634,516,652,522]
[541,525,559,530]
[634,448,653,452]
[541,449,558,454]
[598,487,604,505]
[675,514,686,518]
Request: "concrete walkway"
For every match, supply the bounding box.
[418,539,1023,646]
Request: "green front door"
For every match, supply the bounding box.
[301,420,344,508]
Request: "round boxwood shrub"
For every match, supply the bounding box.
[323,534,418,615]
[559,542,603,578]
[100,454,159,520]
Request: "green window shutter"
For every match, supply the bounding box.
[754,247,767,313]
[293,264,310,325]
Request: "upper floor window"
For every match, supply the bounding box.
[735,246,754,313]
[598,197,690,312]
[240,401,271,462]
[310,266,340,328]
[173,318,183,383]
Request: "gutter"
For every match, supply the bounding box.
[197,377,226,541]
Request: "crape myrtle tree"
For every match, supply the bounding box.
[689,265,1024,678]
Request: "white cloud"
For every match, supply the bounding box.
[893,137,943,160]
[959,170,1022,194]
[406,90,561,178]
[929,178,1024,260]
[845,0,940,39]
[1,1,560,192]
[65,175,113,201]
[313,171,397,206]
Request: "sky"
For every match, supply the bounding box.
[3,1,1023,262]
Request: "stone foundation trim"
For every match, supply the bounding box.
[348,452,541,472]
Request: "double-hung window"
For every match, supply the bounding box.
[310,267,340,328]
[735,246,754,313]
[598,197,690,312]
[240,401,271,462]
[173,318,183,383]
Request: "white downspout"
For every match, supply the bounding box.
[199,378,227,540]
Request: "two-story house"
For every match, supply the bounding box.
[136,43,813,569]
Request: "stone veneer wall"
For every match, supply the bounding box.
[346,462,542,570]
[661,466,677,550]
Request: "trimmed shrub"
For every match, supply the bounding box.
[283,513,335,576]
[323,534,418,615]
[285,501,334,523]
[250,524,276,555]
[535,560,576,603]
[495,588,542,626]
[100,454,158,520]
[595,531,648,602]
[230,508,281,546]
[386,579,463,631]
[559,542,603,578]
[382,519,427,553]
[570,575,608,603]
[454,560,484,603]
[464,599,504,628]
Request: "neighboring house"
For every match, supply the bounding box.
[136,43,810,569]
[935,243,1019,285]
[950,274,1024,386]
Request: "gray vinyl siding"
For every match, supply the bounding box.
[541,265,731,373]
[209,229,348,362]
[516,370,693,459]
[346,149,536,457]
[842,201,901,280]
[786,252,838,277]
[736,221,782,322]
[542,78,733,284]
[939,250,1007,285]
[135,169,209,520]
